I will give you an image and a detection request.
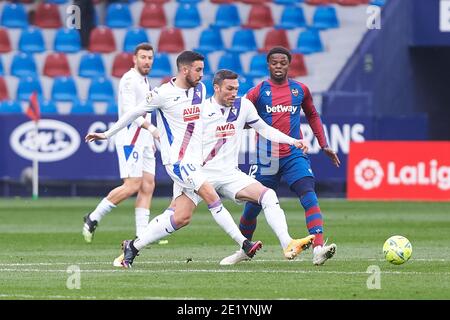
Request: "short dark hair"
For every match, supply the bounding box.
[266,46,292,63]
[176,51,204,70]
[213,69,239,86]
[134,43,154,56]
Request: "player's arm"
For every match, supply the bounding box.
[300,84,340,167]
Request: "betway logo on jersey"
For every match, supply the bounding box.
[183,106,201,122]
[348,141,450,201]
[215,123,235,138]
[265,105,298,114]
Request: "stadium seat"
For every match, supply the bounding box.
[202,74,213,97]
[139,3,167,28]
[174,3,201,29]
[276,5,307,29]
[149,53,172,77]
[45,0,69,4]
[88,27,116,53]
[240,0,271,4]
[238,76,254,96]
[0,28,12,53]
[294,28,323,54]
[288,53,307,77]
[210,0,235,3]
[177,0,202,3]
[243,4,274,29]
[0,77,8,101]
[0,57,3,76]
[105,99,118,114]
[123,28,150,53]
[228,28,257,53]
[78,53,106,78]
[88,77,114,101]
[312,5,339,29]
[158,28,185,53]
[70,99,95,114]
[0,3,28,28]
[0,100,22,113]
[305,0,330,5]
[43,52,71,78]
[335,0,364,5]
[274,0,303,4]
[33,3,62,29]
[195,28,224,53]
[112,52,134,78]
[370,0,386,6]
[106,3,133,29]
[17,76,42,101]
[211,4,241,29]
[51,77,77,101]
[260,28,290,52]
[39,97,58,114]
[217,52,242,74]
[11,52,37,78]
[143,0,169,3]
[54,28,81,53]
[19,27,46,54]
[246,53,268,78]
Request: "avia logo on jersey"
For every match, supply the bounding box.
[215,123,235,138]
[265,104,298,114]
[10,120,80,162]
[183,106,201,122]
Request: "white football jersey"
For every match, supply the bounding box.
[115,68,153,148]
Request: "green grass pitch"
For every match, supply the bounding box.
[0,198,449,300]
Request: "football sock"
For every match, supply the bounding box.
[89,197,116,223]
[135,208,150,238]
[300,191,324,247]
[208,200,246,247]
[133,213,177,250]
[259,188,292,249]
[239,202,262,240]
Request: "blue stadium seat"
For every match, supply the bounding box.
[246,53,268,78]
[276,5,307,29]
[106,99,118,114]
[17,76,42,101]
[228,29,257,53]
[78,53,106,78]
[149,53,172,77]
[54,28,81,53]
[1,3,28,28]
[88,77,114,102]
[10,52,37,78]
[123,28,150,53]
[39,97,58,114]
[51,77,77,101]
[19,27,45,53]
[0,100,22,113]
[177,0,203,3]
[45,0,69,4]
[274,0,304,5]
[294,28,324,54]
[0,56,3,76]
[174,4,201,29]
[238,76,254,96]
[312,6,339,30]
[71,99,95,114]
[195,28,224,53]
[370,0,386,6]
[106,3,133,29]
[217,52,242,74]
[201,75,214,97]
[211,4,240,28]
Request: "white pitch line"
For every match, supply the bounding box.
[0,294,207,300]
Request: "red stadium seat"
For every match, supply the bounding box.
[33,3,62,29]
[306,0,331,5]
[112,52,134,78]
[211,0,235,3]
[288,53,308,77]
[139,3,167,28]
[144,0,169,3]
[158,28,185,53]
[240,0,271,4]
[335,0,364,5]
[0,28,11,53]
[43,52,71,78]
[88,26,116,53]
[260,29,290,52]
[243,4,274,29]
[0,77,8,101]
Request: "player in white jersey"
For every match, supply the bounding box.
[200,69,315,264]
[82,43,159,243]
[85,51,263,268]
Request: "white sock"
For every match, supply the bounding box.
[313,246,323,254]
[208,200,246,247]
[89,198,116,223]
[133,213,177,250]
[260,188,292,249]
[135,208,150,238]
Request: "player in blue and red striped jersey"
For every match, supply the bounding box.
[220,47,341,266]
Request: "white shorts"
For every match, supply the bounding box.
[117,145,156,178]
[166,163,206,206]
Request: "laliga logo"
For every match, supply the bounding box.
[354,158,384,190]
[10,120,80,162]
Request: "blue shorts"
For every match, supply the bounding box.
[249,153,314,189]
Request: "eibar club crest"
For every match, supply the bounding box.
[291,88,299,97]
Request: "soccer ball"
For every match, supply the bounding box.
[383,235,412,265]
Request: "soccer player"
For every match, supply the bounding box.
[220,46,341,266]
[82,43,159,243]
[85,51,263,268]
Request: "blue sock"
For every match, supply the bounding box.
[239,202,262,240]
